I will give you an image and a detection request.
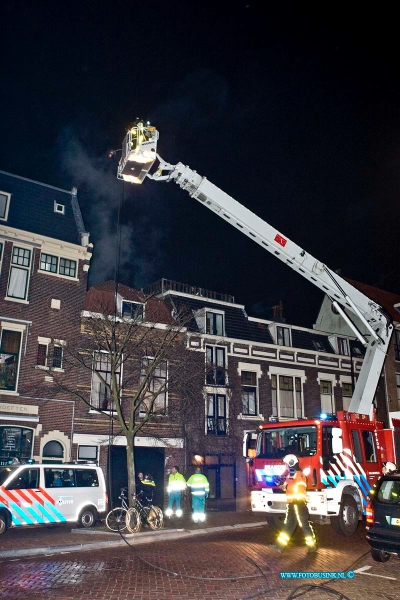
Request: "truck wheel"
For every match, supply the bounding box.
[371,548,391,563]
[266,514,285,532]
[0,514,8,535]
[77,507,96,528]
[330,495,359,536]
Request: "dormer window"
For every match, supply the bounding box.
[337,337,350,356]
[277,326,291,347]
[206,311,224,336]
[0,191,11,221]
[122,300,144,321]
[312,340,325,351]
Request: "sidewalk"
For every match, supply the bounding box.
[0,511,267,559]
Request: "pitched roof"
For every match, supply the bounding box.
[85,280,174,324]
[0,170,87,246]
[346,278,400,323]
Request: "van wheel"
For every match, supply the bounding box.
[266,514,285,533]
[371,548,391,562]
[330,495,359,536]
[78,508,96,528]
[0,514,8,535]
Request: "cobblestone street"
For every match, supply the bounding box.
[0,522,399,600]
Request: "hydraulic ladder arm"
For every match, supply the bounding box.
[120,131,393,415]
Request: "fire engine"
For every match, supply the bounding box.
[117,122,398,536]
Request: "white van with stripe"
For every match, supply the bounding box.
[0,463,107,534]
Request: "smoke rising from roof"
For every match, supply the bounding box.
[59,128,166,288]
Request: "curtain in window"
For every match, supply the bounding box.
[8,267,28,299]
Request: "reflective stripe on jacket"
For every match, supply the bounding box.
[167,472,186,492]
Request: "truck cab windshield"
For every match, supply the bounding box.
[257,425,317,459]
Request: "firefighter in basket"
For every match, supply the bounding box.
[271,454,318,554]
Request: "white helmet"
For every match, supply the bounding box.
[383,462,397,473]
[283,454,298,468]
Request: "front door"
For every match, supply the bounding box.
[204,455,236,511]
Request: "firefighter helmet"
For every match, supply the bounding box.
[282,454,298,468]
[383,461,397,473]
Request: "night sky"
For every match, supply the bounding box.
[1,1,400,327]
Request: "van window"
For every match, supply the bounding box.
[76,469,99,487]
[6,468,39,489]
[44,468,75,488]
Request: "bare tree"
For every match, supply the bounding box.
[50,291,199,506]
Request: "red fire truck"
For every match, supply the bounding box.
[245,412,400,535]
[117,122,397,535]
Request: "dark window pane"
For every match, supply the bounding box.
[37,344,47,366]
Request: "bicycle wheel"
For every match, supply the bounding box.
[147,506,164,530]
[126,508,141,533]
[106,508,128,532]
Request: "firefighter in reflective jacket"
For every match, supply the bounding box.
[187,467,210,523]
[272,454,317,553]
[165,466,186,518]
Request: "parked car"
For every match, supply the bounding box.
[0,463,107,534]
[366,471,400,562]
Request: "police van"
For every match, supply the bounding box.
[0,462,107,534]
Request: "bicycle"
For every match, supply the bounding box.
[125,492,164,533]
[105,488,130,532]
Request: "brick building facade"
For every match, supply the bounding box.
[0,171,91,467]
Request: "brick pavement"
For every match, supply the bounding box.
[0,519,398,600]
[0,511,265,558]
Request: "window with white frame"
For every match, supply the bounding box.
[0,328,22,391]
[77,445,98,462]
[91,352,121,411]
[206,346,226,386]
[271,374,303,419]
[320,379,335,413]
[342,382,353,411]
[241,371,258,416]
[0,191,11,221]
[54,201,65,215]
[36,338,64,370]
[0,242,3,270]
[7,246,32,300]
[39,253,77,278]
[207,393,227,435]
[396,373,400,403]
[121,300,144,321]
[277,326,291,347]
[337,337,350,356]
[140,357,168,415]
[52,343,64,369]
[206,311,224,336]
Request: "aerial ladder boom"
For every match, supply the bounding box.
[118,124,393,415]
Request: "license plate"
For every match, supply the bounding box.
[391,517,400,526]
